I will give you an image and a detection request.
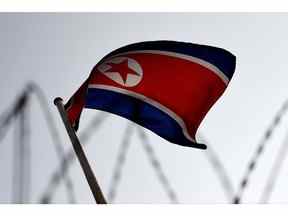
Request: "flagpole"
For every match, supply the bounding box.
[53,97,107,204]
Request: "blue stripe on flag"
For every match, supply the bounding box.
[102,41,236,80]
[85,88,206,149]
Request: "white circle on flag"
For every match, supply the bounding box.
[97,57,143,87]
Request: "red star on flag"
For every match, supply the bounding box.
[106,59,139,83]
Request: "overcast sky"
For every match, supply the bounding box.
[1,13,288,204]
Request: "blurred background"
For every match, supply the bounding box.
[1,13,288,204]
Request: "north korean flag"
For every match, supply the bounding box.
[64,41,236,149]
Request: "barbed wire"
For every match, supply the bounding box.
[11,91,31,203]
[22,94,31,203]
[0,91,28,144]
[3,86,235,203]
[38,112,108,203]
[0,83,77,203]
[32,95,288,204]
[42,112,179,203]
[137,126,179,203]
[3,83,288,204]
[39,114,236,203]
[0,109,14,143]
[260,125,288,203]
[107,124,179,203]
[198,134,234,202]
[12,105,21,203]
[107,123,133,202]
[233,100,288,204]
[23,83,76,204]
